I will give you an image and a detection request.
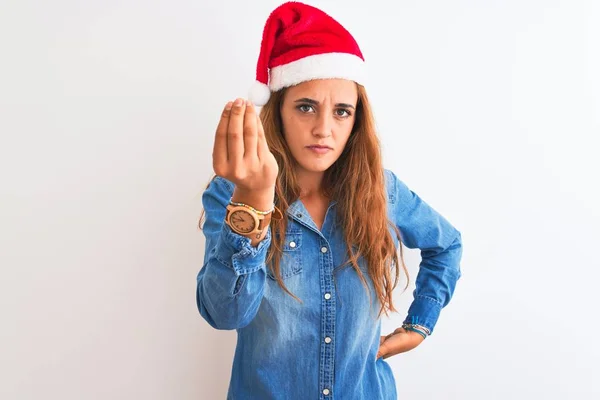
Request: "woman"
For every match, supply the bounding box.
[197,2,463,399]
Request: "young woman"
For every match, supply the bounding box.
[197,2,463,399]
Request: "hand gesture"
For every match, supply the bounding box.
[212,98,278,192]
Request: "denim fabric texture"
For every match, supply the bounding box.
[196,168,463,399]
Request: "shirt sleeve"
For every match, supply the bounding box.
[196,176,272,330]
[386,169,463,336]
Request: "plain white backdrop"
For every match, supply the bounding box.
[1,0,598,398]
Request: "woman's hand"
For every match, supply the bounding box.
[376,327,426,360]
[213,98,278,192]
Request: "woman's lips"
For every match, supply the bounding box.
[306,146,332,154]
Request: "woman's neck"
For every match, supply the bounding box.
[296,168,326,199]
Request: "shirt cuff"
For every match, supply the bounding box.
[213,221,272,276]
[403,295,443,336]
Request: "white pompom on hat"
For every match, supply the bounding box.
[248,1,367,106]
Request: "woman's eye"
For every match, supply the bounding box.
[296,105,351,117]
[298,104,313,113]
[336,109,351,117]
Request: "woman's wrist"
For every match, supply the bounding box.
[231,186,275,211]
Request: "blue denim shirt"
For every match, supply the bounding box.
[196,168,463,400]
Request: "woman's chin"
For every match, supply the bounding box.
[297,159,335,173]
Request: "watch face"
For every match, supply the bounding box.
[230,210,256,233]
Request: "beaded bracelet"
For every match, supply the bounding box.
[403,322,431,335]
[404,326,427,339]
[401,323,430,339]
[228,198,275,215]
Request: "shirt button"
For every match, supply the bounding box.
[321,246,328,253]
[289,241,296,248]
[323,388,330,395]
[324,293,331,300]
[324,337,332,343]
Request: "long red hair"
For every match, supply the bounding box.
[199,84,409,319]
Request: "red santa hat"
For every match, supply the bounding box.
[248,1,367,106]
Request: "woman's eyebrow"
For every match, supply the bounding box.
[294,97,356,109]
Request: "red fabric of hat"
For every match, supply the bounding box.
[249,1,367,106]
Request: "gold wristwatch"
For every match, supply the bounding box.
[225,200,282,239]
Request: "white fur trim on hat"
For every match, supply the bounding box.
[248,80,271,106]
[269,52,367,91]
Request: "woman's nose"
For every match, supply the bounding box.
[313,114,333,137]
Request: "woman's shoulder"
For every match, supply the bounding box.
[383,168,416,202]
[383,168,400,206]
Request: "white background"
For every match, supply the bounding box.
[1,0,598,398]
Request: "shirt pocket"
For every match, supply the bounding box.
[267,231,303,280]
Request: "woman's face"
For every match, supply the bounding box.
[280,79,358,174]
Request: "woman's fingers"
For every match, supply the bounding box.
[227,98,246,171]
[212,97,277,190]
[243,100,258,159]
[213,101,233,172]
[377,337,390,359]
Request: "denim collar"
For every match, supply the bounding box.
[285,198,337,235]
